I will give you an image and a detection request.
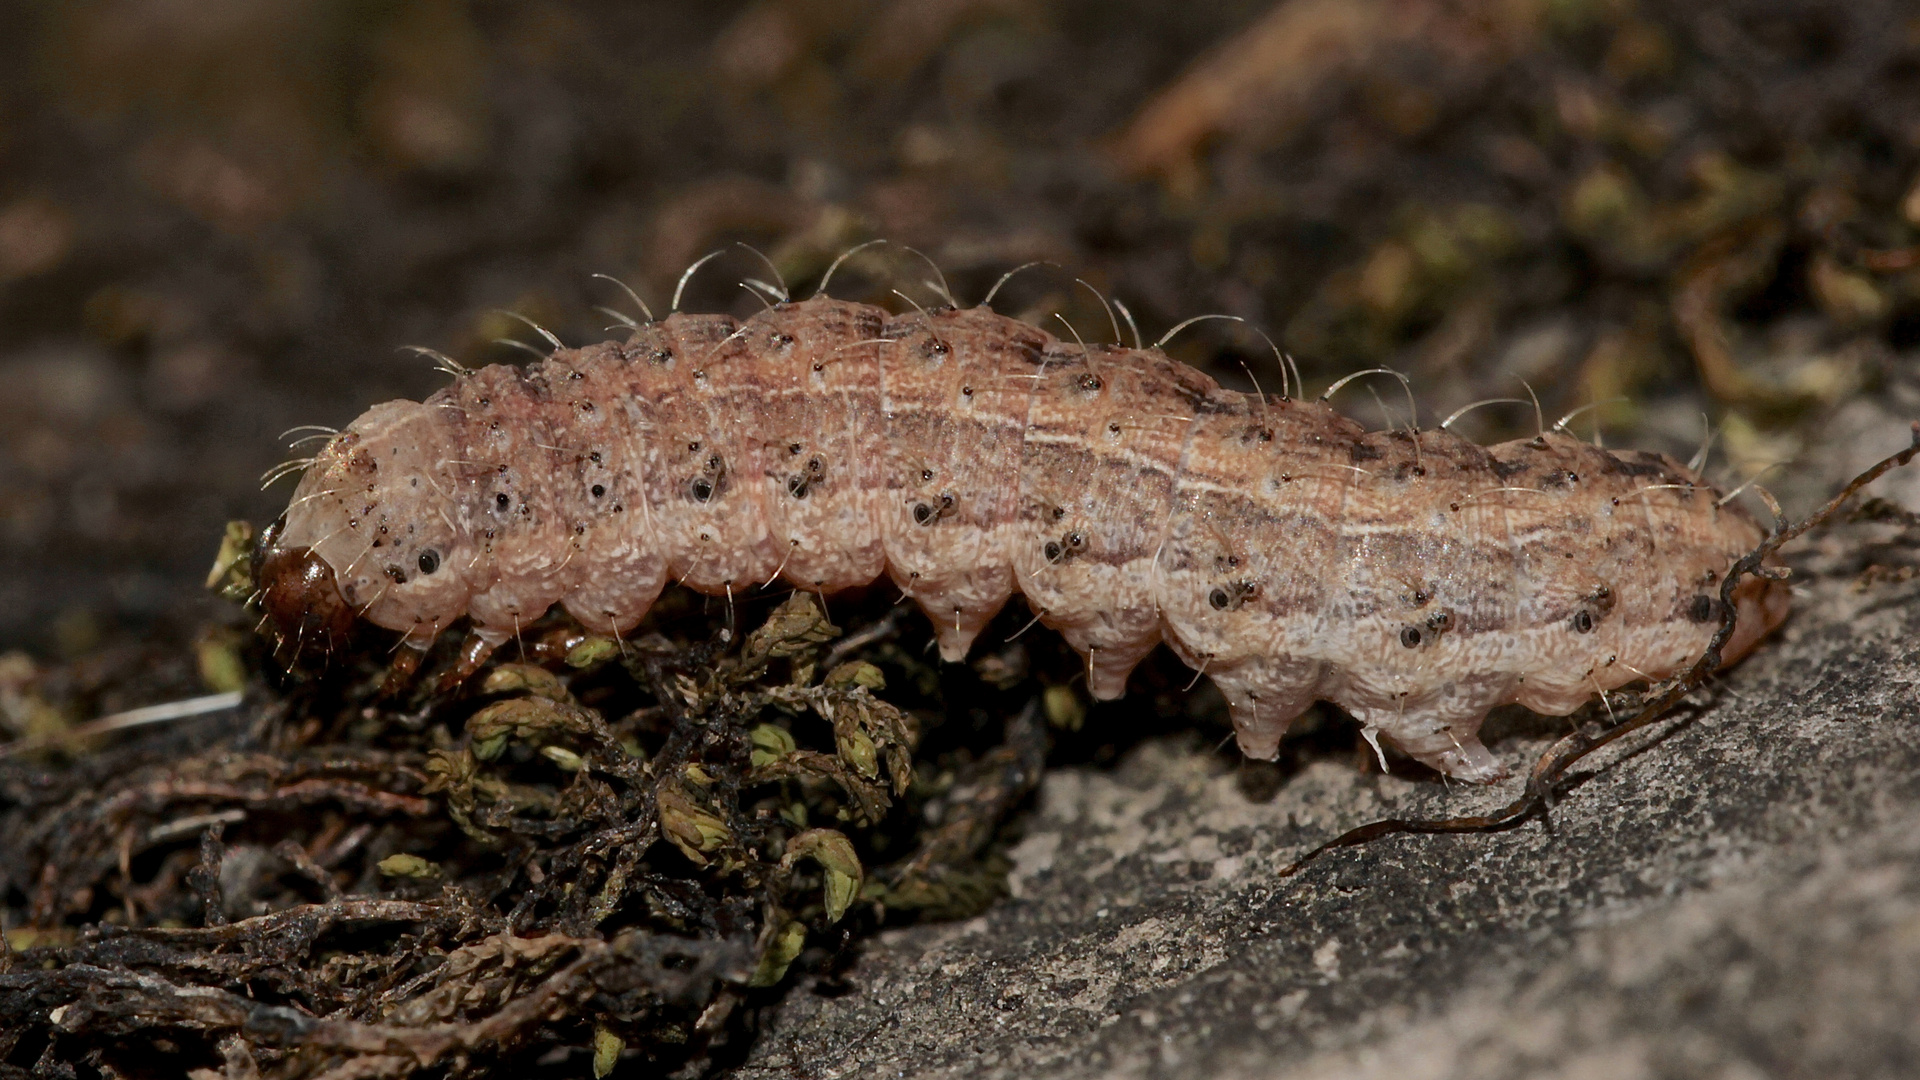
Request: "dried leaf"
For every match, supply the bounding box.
[592,1027,624,1077]
[825,660,885,691]
[740,592,839,669]
[835,725,879,779]
[467,696,591,755]
[749,723,798,767]
[203,520,255,602]
[1043,684,1085,731]
[781,828,863,922]
[481,664,572,702]
[749,919,807,987]
[567,636,621,668]
[657,780,732,867]
[377,853,439,878]
[195,629,249,694]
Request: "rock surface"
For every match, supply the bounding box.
[740,514,1920,1079]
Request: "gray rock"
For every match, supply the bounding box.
[742,517,1920,1079]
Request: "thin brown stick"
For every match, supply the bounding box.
[1281,421,1920,877]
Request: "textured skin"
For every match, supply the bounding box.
[268,295,1789,780]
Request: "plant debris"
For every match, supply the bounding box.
[0,577,1055,1077]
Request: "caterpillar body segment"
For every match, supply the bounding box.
[262,294,1788,781]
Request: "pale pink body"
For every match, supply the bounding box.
[272,297,1789,781]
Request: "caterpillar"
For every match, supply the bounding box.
[257,270,1789,783]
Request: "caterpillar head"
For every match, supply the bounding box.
[258,401,476,662]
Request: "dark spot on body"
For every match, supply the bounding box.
[591,484,605,498]
[1587,586,1616,618]
[1208,580,1258,611]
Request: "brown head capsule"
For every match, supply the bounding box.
[255,516,360,664]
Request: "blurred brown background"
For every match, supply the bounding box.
[4,0,1919,657]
